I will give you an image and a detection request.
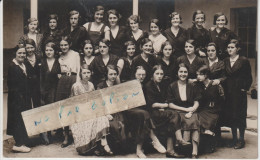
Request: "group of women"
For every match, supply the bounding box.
[7,6,252,159]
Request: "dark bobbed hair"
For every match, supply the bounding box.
[207,42,219,57]
[80,40,94,55]
[197,65,210,78]
[169,12,182,24]
[94,5,105,13]
[134,66,146,79]
[124,40,136,57]
[25,38,36,48]
[44,42,59,58]
[149,18,163,31]
[185,39,199,54]
[107,9,121,20]
[151,65,164,77]
[228,39,240,49]
[79,64,92,79]
[99,39,111,48]
[140,38,152,48]
[177,63,189,75]
[192,10,206,22]
[48,14,59,29]
[60,36,72,47]
[213,12,228,25]
[105,64,119,80]
[160,41,175,56]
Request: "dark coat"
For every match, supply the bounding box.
[204,58,226,82]
[41,29,63,50]
[119,57,132,83]
[176,55,206,79]
[40,58,61,105]
[222,56,252,128]
[209,27,238,60]
[126,30,148,56]
[7,61,31,136]
[110,26,128,57]
[163,27,187,57]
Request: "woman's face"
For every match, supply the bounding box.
[94,10,104,23]
[70,14,79,27]
[108,13,118,27]
[107,69,117,82]
[227,43,238,57]
[185,42,195,55]
[129,19,139,32]
[142,41,153,55]
[60,40,70,53]
[25,44,36,56]
[207,45,217,60]
[195,13,205,27]
[153,69,164,83]
[45,46,55,58]
[81,68,92,81]
[28,21,38,33]
[83,43,93,57]
[126,45,135,57]
[135,69,146,83]
[15,48,26,63]
[197,72,207,82]
[99,42,109,55]
[49,19,57,30]
[178,66,188,81]
[216,15,226,28]
[163,44,172,58]
[171,14,181,27]
[150,22,160,36]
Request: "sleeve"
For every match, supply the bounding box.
[242,59,253,91]
[144,83,157,107]
[193,83,202,101]
[104,26,110,32]
[167,84,176,103]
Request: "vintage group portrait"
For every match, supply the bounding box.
[1,0,258,159]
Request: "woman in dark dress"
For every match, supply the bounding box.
[19,18,43,56]
[187,10,210,57]
[56,36,80,148]
[223,39,252,149]
[131,38,157,84]
[176,39,205,83]
[83,6,110,54]
[145,65,190,158]
[7,46,32,153]
[90,39,119,88]
[156,41,178,89]
[167,63,201,158]
[124,66,166,158]
[117,41,135,83]
[126,15,149,56]
[107,9,128,57]
[209,12,238,60]
[41,14,63,50]
[24,39,41,108]
[196,66,225,153]
[163,12,187,58]
[80,40,95,66]
[40,42,61,144]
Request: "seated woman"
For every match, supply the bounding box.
[145,65,190,158]
[124,66,166,158]
[196,65,224,153]
[70,64,112,156]
[167,63,201,158]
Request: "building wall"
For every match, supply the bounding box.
[174,0,257,30]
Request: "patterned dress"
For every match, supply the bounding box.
[70,80,110,154]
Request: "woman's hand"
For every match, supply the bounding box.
[57,74,62,79]
[186,107,194,112]
[199,50,206,57]
[185,112,193,119]
[212,79,220,85]
[188,79,197,84]
[106,115,113,120]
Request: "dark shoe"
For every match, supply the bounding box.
[192,154,199,159]
[94,148,105,156]
[166,151,185,158]
[226,140,237,148]
[234,140,245,149]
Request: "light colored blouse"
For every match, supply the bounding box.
[178,82,187,101]
[149,34,167,54]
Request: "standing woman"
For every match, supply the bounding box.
[163,12,187,58]
[167,63,201,158]
[19,18,43,57]
[156,41,178,89]
[40,42,61,144]
[70,64,112,156]
[107,9,128,57]
[42,14,63,49]
[80,40,95,66]
[90,39,119,88]
[131,38,157,84]
[7,45,32,152]
[145,65,189,158]
[148,19,167,57]
[24,39,41,108]
[126,15,149,56]
[117,41,136,83]
[223,39,252,149]
[56,36,80,147]
[83,5,110,54]
[187,10,210,57]
[209,12,238,60]
[176,39,205,83]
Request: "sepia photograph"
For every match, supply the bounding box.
[1,0,258,159]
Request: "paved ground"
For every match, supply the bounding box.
[2,93,258,159]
